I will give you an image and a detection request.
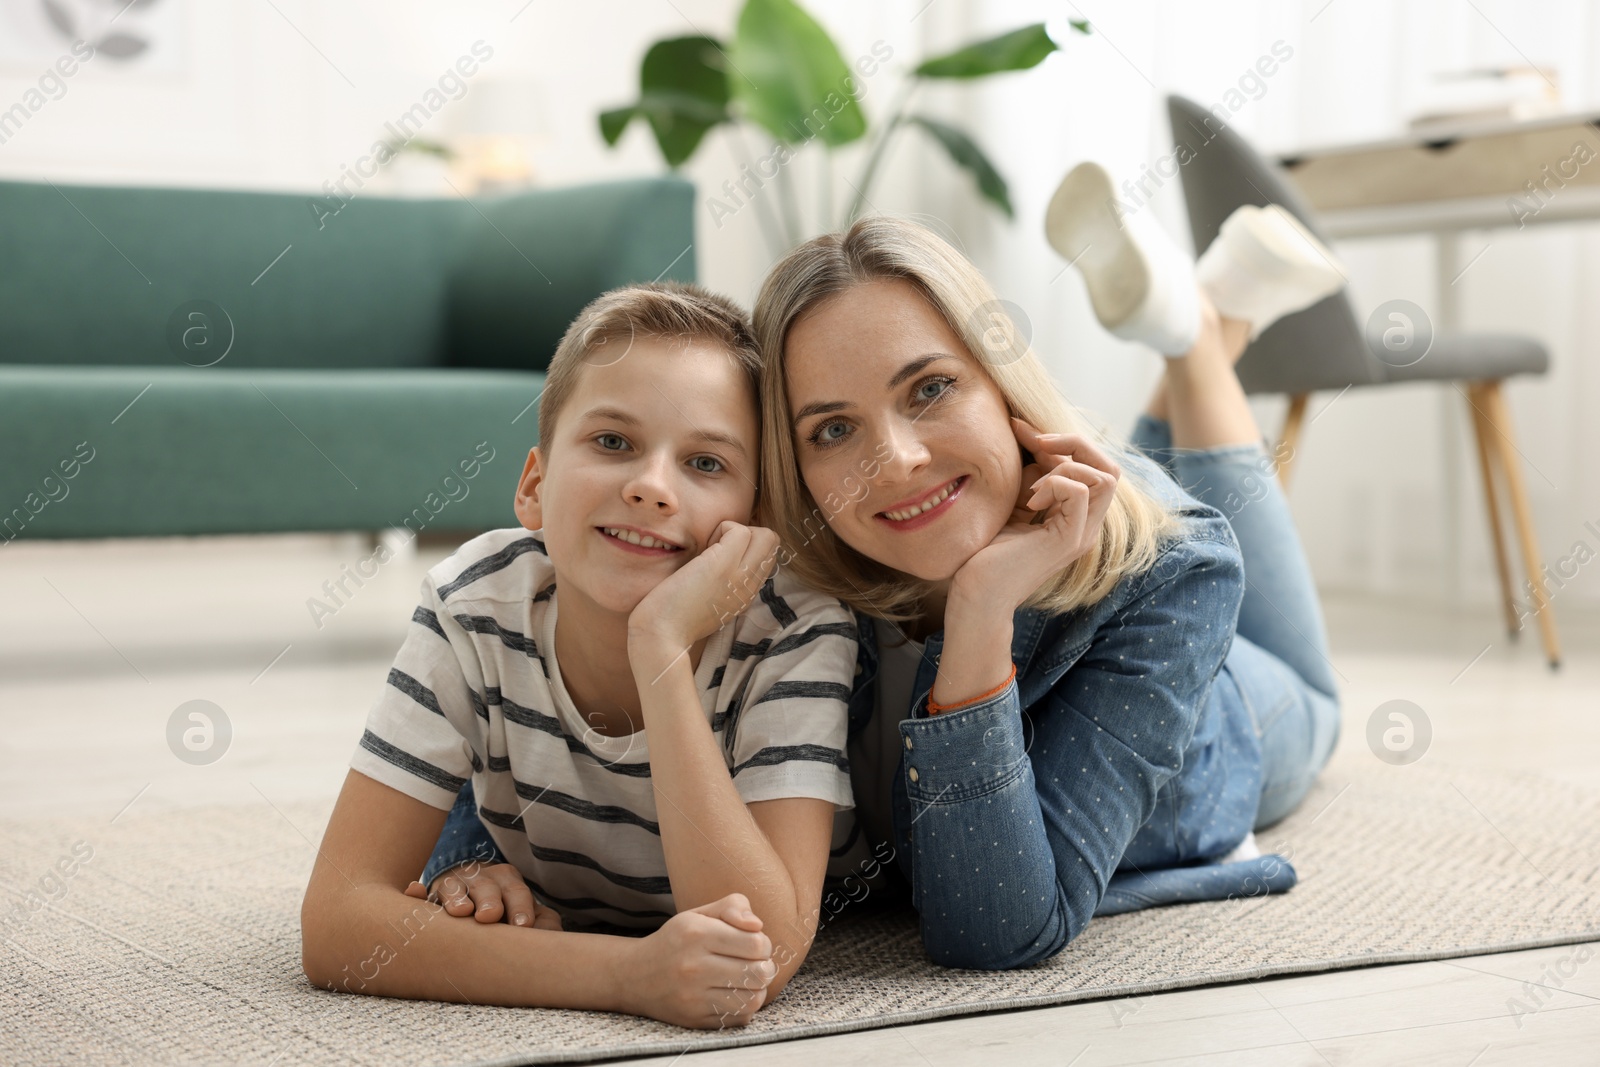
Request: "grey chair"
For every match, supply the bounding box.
[1166,94,1561,667]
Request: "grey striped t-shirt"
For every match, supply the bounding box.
[350,528,858,930]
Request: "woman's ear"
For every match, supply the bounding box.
[512,447,545,531]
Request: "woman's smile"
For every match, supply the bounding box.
[876,475,967,529]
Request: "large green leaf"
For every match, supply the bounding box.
[598,106,637,146]
[914,24,1060,79]
[907,115,1012,218]
[729,0,866,148]
[598,36,732,167]
[642,35,731,111]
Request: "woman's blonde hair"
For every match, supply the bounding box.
[753,215,1180,622]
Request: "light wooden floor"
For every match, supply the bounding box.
[1,532,1596,1065]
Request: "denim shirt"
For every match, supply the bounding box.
[862,450,1297,970]
[422,451,1297,969]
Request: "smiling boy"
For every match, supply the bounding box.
[300,283,857,1029]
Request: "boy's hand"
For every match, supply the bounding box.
[627,521,779,672]
[403,862,562,930]
[624,892,776,1029]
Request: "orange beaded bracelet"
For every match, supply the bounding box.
[926,663,1017,716]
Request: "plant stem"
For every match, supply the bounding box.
[726,125,789,261]
[845,80,917,226]
[775,147,804,249]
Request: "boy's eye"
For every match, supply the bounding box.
[596,433,628,451]
[690,455,723,474]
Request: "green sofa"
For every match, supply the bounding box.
[0,176,696,541]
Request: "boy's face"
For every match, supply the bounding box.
[513,337,760,617]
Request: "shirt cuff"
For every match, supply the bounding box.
[897,681,1028,804]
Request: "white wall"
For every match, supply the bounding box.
[943,0,1600,613]
[1,0,1594,611]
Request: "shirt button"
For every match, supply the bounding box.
[855,662,863,677]
[908,767,920,783]
[904,736,913,751]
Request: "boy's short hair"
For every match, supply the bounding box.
[538,282,761,446]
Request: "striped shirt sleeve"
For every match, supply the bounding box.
[349,572,482,810]
[724,576,857,811]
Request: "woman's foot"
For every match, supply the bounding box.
[1044,161,1201,356]
[1045,162,1348,352]
[1196,204,1347,341]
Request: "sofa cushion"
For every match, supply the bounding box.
[0,366,543,540]
[0,181,461,370]
[443,177,697,371]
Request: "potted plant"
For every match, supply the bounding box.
[600,0,1089,256]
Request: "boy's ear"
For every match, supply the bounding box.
[512,446,545,532]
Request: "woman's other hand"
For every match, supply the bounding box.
[403,861,563,930]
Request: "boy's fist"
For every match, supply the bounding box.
[627,892,776,1029]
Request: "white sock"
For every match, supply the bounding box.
[1045,162,1200,356]
[1219,831,1261,864]
[1196,204,1347,340]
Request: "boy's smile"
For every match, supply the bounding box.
[598,524,685,555]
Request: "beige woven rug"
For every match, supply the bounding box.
[4,754,1598,1066]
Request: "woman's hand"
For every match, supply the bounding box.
[624,892,776,1029]
[403,861,563,930]
[627,521,780,679]
[927,419,1120,711]
[949,418,1121,614]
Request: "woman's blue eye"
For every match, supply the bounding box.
[811,420,850,447]
[597,433,627,451]
[690,455,723,473]
[916,378,950,401]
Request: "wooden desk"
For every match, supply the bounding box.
[1279,110,1600,238]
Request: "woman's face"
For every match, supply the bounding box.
[783,277,1024,585]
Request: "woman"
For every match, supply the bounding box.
[419,164,1344,971]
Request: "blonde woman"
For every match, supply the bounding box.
[418,167,1346,972]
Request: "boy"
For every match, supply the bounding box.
[300,283,857,1030]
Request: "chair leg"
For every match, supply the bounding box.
[1466,384,1519,637]
[1477,380,1562,668]
[1276,393,1310,489]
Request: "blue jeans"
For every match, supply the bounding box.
[1127,414,1341,832]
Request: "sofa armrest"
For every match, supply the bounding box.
[442,176,697,372]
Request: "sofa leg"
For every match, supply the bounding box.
[379,527,418,563]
